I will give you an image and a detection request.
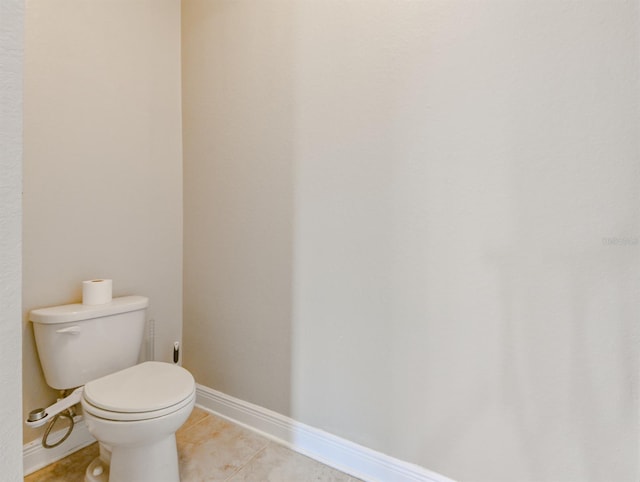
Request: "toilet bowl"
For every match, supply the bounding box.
[80,362,195,482]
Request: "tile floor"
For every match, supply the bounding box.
[25,407,360,482]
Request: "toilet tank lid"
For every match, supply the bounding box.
[29,296,149,324]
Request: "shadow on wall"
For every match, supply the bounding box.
[182,0,296,417]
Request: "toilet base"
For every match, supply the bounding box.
[84,457,109,482]
[84,443,111,482]
[109,434,180,482]
[84,436,179,482]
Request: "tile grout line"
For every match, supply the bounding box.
[179,408,274,482]
[223,440,272,481]
[178,411,214,436]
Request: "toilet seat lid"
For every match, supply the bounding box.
[83,362,195,413]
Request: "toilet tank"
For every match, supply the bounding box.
[30,296,149,390]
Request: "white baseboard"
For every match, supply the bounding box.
[23,387,454,482]
[23,416,96,476]
[195,384,455,482]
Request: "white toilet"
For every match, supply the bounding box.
[29,296,195,482]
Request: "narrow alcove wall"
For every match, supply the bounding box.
[22,0,183,445]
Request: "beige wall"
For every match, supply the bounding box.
[182,0,295,415]
[182,1,639,481]
[1,0,24,478]
[23,0,183,444]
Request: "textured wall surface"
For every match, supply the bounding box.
[23,0,183,444]
[0,0,24,479]
[182,1,639,481]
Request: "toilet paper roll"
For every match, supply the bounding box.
[82,279,113,305]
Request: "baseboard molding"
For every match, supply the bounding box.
[23,416,96,476]
[195,384,455,482]
[23,387,454,482]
